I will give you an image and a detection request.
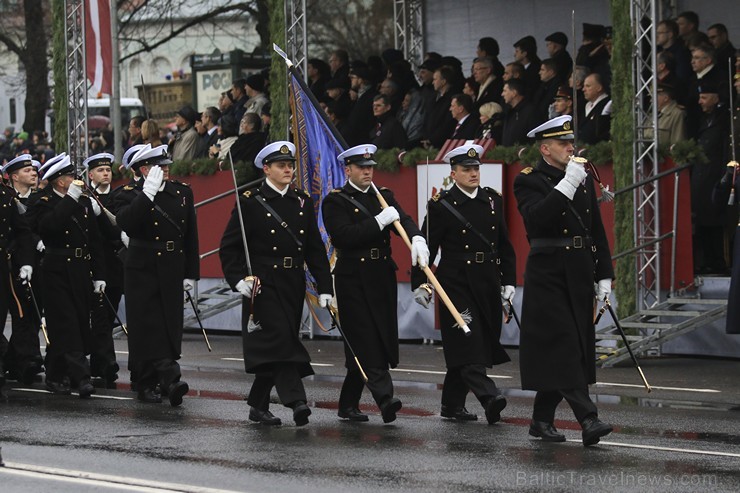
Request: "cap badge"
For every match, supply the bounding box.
[563,121,571,131]
[280,145,290,154]
[467,148,477,158]
[363,151,371,159]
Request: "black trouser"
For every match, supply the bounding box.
[46,351,90,386]
[532,387,598,424]
[89,286,122,380]
[441,364,500,409]
[693,225,726,273]
[5,278,43,378]
[247,363,306,409]
[339,367,394,410]
[137,358,180,392]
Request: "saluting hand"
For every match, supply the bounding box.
[143,165,164,201]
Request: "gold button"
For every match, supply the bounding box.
[267,213,271,217]
[465,245,469,249]
[563,229,568,234]
[298,247,302,251]
[462,229,466,234]
[273,265,278,269]
[299,230,304,234]
[492,211,495,215]
[271,230,275,234]
[466,261,471,264]
[299,212,304,216]
[157,252,162,256]
[273,246,277,251]
[361,258,365,262]
[65,244,69,247]
[65,230,69,234]
[566,246,570,250]
[562,212,566,216]
[586,208,590,213]
[67,258,71,262]
[492,226,496,230]
[154,221,158,226]
[354,208,359,213]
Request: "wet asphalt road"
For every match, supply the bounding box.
[1,332,739,493]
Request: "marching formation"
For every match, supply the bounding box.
[0,116,619,446]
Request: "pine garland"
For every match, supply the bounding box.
[268,0,287,144]
[611,0,635,318]
[51,0,67,152]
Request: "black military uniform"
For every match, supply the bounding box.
[2,155,42,386]
[322,145,424,423]
[27,158,106,398]
[411,145,516,424]
[219,141,333,427]
[84,153,124,388]
[513,115,614,446]
[713,162,739,334]
[113,144,199,406]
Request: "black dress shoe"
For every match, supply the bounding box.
[380,397,402,423]
[21,365,39,386]
[45,377,72,395]
[78,378,95,399]
[338,407,369,422]
[581,415,613,446]
[168,381,189,407]
[292,402,311,426]
[529,420,566,442]
[137,388,162,403]
[440,406,478,421]
[484,395,507,424]
[249,407,282,425]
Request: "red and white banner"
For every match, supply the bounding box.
[85,0,112,96]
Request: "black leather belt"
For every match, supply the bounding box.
[337,247,391,260]
[253,256,304,269]
[530,236,592,249]
[45,247,90,259]
[129,238,182,252]
[443,251,498,263]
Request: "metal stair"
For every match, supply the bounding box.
[595,297,728,367]
[183,281,242,329]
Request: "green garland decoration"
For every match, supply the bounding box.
[268,0,288,144]
[51,0,67,152]
[611,0,635,318]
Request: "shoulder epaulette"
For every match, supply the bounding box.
[294,187,310,197]
[40,195,49,201]
[171,180,190,188]
[484,186,502,197]
[330,188,342,193]
[242,190,252,198]
[431,189,449,202]
[379,186,389,191]
[520,167,534,175]
[123,185,134,191]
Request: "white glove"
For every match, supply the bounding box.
[375,206,400,230]
[411,235,430,268]
[67,181,83,201]
[501,285,515,302]
[36,240,45,252]
[143,165,164,201]
[93,280,106,293]
[236,277,259,298]
[19,265,33,284]
[90,199,101,216]
[595,278,612,301]
[183,279,195,291]
[413,285,433,308]
[120,231,130,248]
[554,158,588,200]
[318,294,333,308]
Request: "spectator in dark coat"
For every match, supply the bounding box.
[371,94,408,150]
[449,93,478,140]
[477,37,505,80]
[657,19,693,82]
[545,32,573,81]
[422,67,457,149]
[513,36,542,100]
[500,79,534,147]
[579,73,611,145]
[230,112,265,164]
[344,66,378,147]
[476,102,504,143]
[576,24,611,88]
[308,58,331,99]
[472,57,503,109]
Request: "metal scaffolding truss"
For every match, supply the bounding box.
[630,0,661,310]
[64,0,89,168]
[285,0,307,81]
[393,0,424,70]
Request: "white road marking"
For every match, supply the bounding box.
[391,368,513,379]
[0,461,249,492]
[566,440,740,458]
[595,382,720,393]
[12,388,133,400]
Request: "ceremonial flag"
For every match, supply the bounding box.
[288,72,347,299]
[85,0,113,96]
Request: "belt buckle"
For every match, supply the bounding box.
[370,248,380,260]
[166,241,175,252]
[283,256,293,268]
[475,252,485,263]
[74,247,83,258]
[573,236,583,249]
